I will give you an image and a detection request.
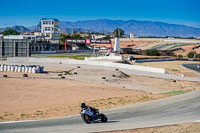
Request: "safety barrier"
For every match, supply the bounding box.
[7,57,165,74]
[0,64,44,73]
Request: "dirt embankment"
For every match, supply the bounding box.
[102,122,200,133]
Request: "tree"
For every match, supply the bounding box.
[72,34,82,39]
[60,33,83,44]
[113,28,124,38]
[60,33,72,44]
[82,35,92,39]
[187,51,196,58]
[197,53,200,59]
[102,35,111,39]
[3,29,20,36]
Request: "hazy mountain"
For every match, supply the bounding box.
[9,25,30,33]
[28,26,38,32]
[59,19,200,37]
[0,25,30,33]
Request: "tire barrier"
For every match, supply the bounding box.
[0,64,44,73]
[23,74,28,77]
[3,75,8,78]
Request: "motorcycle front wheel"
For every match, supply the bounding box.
[82,114,92,124]
[100,114,108,123]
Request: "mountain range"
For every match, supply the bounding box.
[1,19,200,37]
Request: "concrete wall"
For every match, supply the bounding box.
[7,57,166,74]
[85,55,122,61]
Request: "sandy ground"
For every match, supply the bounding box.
[0,74,165,122]
[131,61,200,77]
[102,122,200,133]
[91,39,200,57]
[0,62,199,122]
[174,44,200,57]
[91,40,154,50]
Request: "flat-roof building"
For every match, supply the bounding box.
[0,35,32,58]
[40,18,60,44]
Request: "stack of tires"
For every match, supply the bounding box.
[0,64,44,73]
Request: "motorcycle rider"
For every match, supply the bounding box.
[81,103,96,115]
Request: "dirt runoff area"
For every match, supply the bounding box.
[0,73,165,122]
[0,63,199,122]
[102,122,200,133]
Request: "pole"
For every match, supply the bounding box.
[110,41,112,53]
[27,40,29,66]
[65,40,67,51]
[14,41,16,65]
[93,38,96,56]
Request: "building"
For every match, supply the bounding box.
[91,34,106,39]
[40,18,60,44]
[0,35,31,58]
[130,32,134,39]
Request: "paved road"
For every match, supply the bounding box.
[1,90,200,133]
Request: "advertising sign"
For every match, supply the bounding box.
[66,39,86,44]
[90,39,111,44]
[86,39,91,44]
[66,39,111,44]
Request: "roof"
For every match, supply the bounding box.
[41,18,59,22]
[3,35,36,39]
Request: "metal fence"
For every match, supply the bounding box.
[0,39,31,58]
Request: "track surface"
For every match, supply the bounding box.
[1,90,200,133]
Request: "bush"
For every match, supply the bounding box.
[178,54,183,58]
[187,51,196,58]
[145,49,159,56]
[197,53,200,59]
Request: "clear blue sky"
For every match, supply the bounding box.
[0,0,200,28]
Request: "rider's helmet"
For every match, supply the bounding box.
[81,103,87,109]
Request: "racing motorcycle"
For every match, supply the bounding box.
[80,106,108,124]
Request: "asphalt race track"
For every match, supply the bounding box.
[1,90,200,133]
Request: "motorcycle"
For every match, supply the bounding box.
[80,107,108,124]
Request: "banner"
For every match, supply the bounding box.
[90,39,111,44]
[66,39,111,44]
[66,39,86,44]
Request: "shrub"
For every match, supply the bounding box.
[178,54,183,58]
[197,53,200,59]
[145,49,159,56]
[187,51,196,58]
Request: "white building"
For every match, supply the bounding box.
[91,34,106,39]
[40,18,60,43]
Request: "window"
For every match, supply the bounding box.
[43,21,53,25]
[45,27,51,31]
[46,33,50,37]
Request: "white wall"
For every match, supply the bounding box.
[7,57,166,74]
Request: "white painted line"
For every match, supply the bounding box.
[0,120,37,124]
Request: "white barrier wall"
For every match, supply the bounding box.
[7,57,165,74]
[85,56,123,61]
